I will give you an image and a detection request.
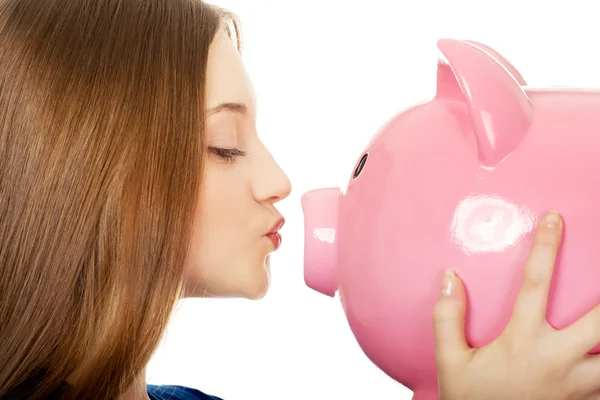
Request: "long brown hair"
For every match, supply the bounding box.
[0,0,241,398]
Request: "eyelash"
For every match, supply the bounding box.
[208,146,246,163]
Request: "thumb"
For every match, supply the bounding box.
[433,269,470,369]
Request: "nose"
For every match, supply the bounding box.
[251,143,292,204]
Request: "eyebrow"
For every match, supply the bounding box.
[207,102,247,115]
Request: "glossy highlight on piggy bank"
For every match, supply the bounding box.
[301,39,600,400]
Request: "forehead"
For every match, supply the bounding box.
[205,30,256,110]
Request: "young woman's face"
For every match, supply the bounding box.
[182,30,291,299]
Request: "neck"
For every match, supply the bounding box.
[120,368,149,400]
[66,366,149,399]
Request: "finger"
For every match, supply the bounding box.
[559,304,600,358]
[508,212,563,334]
[582,389,600,400]
[433,269,470,371]
[566,355,600,397]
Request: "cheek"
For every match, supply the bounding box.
[197,164,249,235]
[185,165,252,273]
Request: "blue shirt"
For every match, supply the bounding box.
[147,384,223,400]
[3,367,221,400]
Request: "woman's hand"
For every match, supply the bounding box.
[433,212,600,400]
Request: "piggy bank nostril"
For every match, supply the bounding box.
[353,153,369,179]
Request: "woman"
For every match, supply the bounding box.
[0,0,600,399]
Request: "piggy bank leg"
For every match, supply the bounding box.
[412,389,439,400]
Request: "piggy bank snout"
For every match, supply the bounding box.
[301,188,340,297]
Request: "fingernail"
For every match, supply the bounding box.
[544,212,560,228]
[440,269,455,296]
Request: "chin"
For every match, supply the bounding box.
[243,285,269,300]
[182,256,272,299]
[240,259,271,300]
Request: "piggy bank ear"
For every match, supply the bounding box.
[436,39,532,167]
[462,40,527,86]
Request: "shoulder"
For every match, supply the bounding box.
[147,384,223,400]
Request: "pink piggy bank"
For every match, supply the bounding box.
[301,39,600,400]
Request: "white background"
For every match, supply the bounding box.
[146,1,600,399]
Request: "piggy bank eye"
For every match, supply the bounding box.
[353,153,368,179]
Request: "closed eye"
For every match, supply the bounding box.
[208,146,246,163]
